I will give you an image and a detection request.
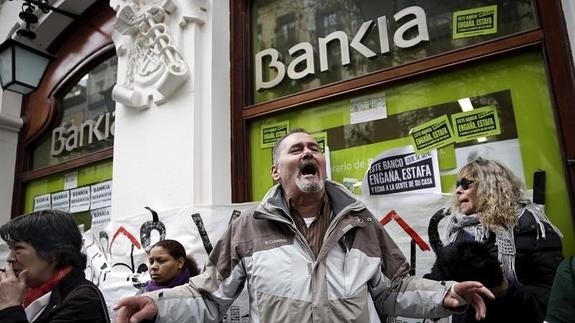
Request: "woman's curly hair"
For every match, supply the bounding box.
[453,158,524,229]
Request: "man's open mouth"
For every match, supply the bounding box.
[299,160,318,176]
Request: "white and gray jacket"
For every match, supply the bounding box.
[145,181,455,322]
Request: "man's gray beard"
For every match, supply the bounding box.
[296,177,325,193]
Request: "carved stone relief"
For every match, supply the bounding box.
[111,0,207,110]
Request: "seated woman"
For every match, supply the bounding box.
[141,239,200,293]
[0,209,110,323]
[440,157,563,323]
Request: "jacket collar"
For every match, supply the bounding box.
[33,269,86,322]
[256,180,365,221]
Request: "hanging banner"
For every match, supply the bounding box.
[83,204,257,323]
[80,197,450,323]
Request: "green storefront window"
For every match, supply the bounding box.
[24,160,113,231]
[249,49,574,255]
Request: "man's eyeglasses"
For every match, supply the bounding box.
[456,178,475,190]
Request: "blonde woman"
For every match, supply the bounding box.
[444,158,563,323]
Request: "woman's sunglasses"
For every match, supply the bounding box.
[456,178,475,190]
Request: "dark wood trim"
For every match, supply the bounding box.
[242,30,544,119]
[230,0,252,202]
[20,148,113,182]
[48,43,116,100]
[536,0,575,225]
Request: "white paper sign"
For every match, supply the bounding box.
[70,186,91,213]
[91,207,112,228]
[33,193,51,211]
[350,93,387,124]
[64,171,78,190]
[362,146,442,195]
[51,191,70,212]
[90,181,112,210]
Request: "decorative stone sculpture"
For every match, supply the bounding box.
[111,0,207,110]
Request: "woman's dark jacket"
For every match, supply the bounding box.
[454,209,563,323]
[0,269,110,323]
[545,256,575,323]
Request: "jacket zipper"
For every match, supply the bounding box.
[257,211,315,262]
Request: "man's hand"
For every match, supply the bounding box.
[0,262,27,310]
[443,281,495,320]
[114,296,158,323]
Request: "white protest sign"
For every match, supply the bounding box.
[91,180,112,210]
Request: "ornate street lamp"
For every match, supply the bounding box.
[0,38,55,95]
[0,0,77,95]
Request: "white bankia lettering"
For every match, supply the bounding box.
[51,111,115,156]
[255,6,429,91]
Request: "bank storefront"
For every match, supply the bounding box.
[13,4,115,230]
[1,1,574,321]
[231,0,575,253]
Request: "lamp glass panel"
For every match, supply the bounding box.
[14,46,51,88]
[0,46,14,87]
[7,83,34,95]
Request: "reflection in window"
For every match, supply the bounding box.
[248,51,558,200]
[32,55,117,169]
[277,13,297,46]
[316,8,344,83]
[251,0,538,104]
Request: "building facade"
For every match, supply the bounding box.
[1,0,574,256]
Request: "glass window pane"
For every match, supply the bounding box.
[251,0,537,104]
[32,55,117,169]
[248,50,571,228]
[23,160,113,230]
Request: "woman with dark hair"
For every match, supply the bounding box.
[0,209,110,323]
[440,158,563,322]
[141,239,199,293]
